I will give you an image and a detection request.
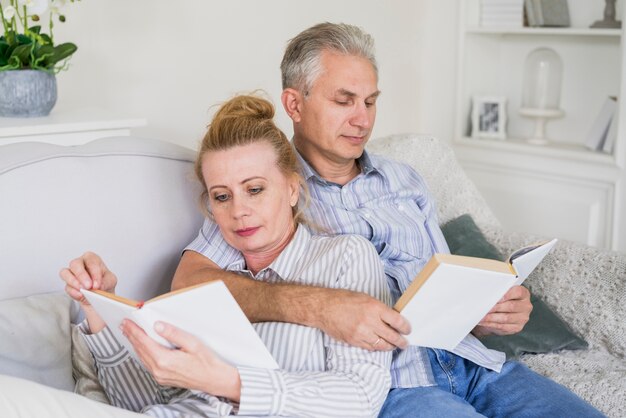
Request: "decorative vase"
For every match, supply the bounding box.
[0,70,58,118]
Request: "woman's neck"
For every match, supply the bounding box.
[243,223,297,275]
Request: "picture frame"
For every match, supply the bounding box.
[471,96,507,140]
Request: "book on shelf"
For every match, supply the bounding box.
[585,96,617,152]
[481,0,524,27]
[602,101,619,154]
[394,239,558,351]
[81,280,279,369]
[525,0,570,27]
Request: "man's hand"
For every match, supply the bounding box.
[472,285,532,337]
[317,289,410,351]
[122,320,241,402]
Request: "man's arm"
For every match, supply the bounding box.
[173,250,409,350]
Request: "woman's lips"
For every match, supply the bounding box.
[236,227,260,237]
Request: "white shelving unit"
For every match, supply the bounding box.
[0,107,146,146]
[453,0,625,252]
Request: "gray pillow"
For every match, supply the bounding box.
[0,292,74,391]
[441,214,588,358]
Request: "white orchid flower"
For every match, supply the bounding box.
[50,0,67,15]
[3,5,17,20]
[18,0,50,16]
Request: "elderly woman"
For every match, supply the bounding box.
[61,94,392,417]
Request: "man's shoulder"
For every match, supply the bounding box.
[366,151,425,182]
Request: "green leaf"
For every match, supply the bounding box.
[39,33,52,45]
[0,41,8,58]
[10,44,34,66]
[33,44,55,68]
[16,34,33,46]
[45,42,77,66]
[28,26,42,35]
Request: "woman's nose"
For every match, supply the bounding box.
[231,196,251,218]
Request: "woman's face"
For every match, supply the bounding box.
[201,141,299,258]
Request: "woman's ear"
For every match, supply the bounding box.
[289,174,300,207]
[281,88,303,123]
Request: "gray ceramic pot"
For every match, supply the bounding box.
[0,70,57,117]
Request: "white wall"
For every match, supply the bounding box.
[52,0,458,149]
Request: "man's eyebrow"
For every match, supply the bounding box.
[336,89,382,99]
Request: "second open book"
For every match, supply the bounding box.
[395,239,558,351]
[81,281,279,369]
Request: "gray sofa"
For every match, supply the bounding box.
[0,134,624,417]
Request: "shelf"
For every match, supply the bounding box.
[455,136,616,165]
[465,27,621,37]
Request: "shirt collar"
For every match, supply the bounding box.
[225,224,312,280]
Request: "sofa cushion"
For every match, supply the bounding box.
[441,214,588,358]
[0,292,74,391]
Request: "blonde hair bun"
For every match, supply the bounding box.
[213,95,275,124]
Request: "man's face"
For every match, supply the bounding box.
[293,50,379,168]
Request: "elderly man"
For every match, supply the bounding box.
[67,22,603,417]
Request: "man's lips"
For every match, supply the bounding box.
[235,227,260,237]
[342,134,367,144]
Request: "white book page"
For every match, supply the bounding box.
[401,264,517,350]
[80,290,140,358]
[136,281,278,369]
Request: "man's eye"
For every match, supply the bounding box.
[365,101,376,108]
[335,100,350,106]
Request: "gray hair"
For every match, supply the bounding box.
[280,22,378,93]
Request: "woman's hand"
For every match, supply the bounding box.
[59,251,118,305]
[59,252,118,333]
[121,320,242,402]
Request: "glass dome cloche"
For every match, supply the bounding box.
[519,47,565,145]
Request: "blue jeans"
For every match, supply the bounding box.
[378,348,605,418]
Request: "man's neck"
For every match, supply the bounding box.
[294,141,360,186]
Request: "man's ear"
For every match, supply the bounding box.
[281,88,303,123]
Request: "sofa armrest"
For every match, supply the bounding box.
[481,225,626,356]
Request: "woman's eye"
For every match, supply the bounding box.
[249,187,263,195]
[214,194,229,202]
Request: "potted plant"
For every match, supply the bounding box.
[0,0,78,117]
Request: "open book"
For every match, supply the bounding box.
[394,239,558,351]
[81,281,279,369]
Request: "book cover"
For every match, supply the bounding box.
[585,97,617,151]
[602,101,619,154]
[82,280,279,369]
[394,239,557,351]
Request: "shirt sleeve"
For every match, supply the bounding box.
[185,218,244,268]
[77,321,185,412]
[236,236,392,417]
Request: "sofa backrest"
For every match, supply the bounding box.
[366,134,500,229]
[0,137,204,302]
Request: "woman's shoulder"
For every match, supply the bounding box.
[309,233,379,260]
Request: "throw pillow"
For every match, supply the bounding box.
[0,292,74,391]
[440,214,588,358]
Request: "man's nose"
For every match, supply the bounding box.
[350,102,372,129]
